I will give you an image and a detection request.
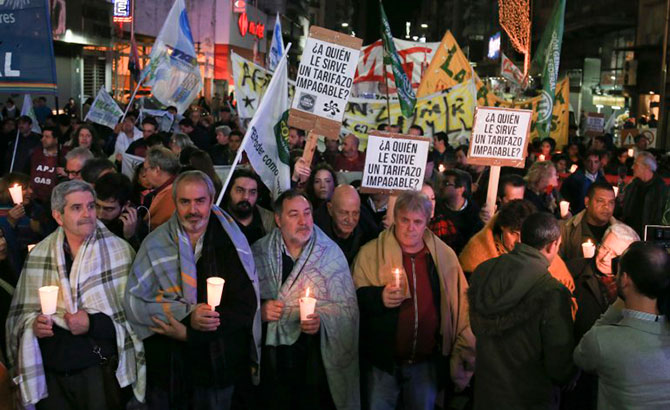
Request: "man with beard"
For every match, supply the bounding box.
[253,190,359,409]
[94,172,141,250]
[125,171,260,410]
[223,169,275,244]
[29,127,63,206]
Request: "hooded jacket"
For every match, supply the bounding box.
[468,243,575,410]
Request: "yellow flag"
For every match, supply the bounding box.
[417,31,475,98]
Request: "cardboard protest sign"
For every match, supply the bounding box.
[361,130,430,194]
[289,26,362,138]
[467,106,532,168]
[584,112,605,136]
[621,128,657,148]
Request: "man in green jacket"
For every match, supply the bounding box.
[468,212,575,410]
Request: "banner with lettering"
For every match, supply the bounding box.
[0,0,57,94]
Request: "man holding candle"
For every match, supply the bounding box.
[563,222,639,409]
[468,212,575,409]
[559,181,617,261]
[253,190,359,409]
[124,171,260,410]
[353,190,475,410]
[5,180,145,409]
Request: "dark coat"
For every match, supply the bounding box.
[468,243,575,410]
[617,174,667,237]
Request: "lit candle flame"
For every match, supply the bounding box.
[586,239,593,245]
[627,148,634,157]
[305,287,310,298]
[570,164,578,173]
[438,164,445,173]
[538,154,545,161]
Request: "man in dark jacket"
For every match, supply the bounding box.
[468,212,575,410]
[616,151,667,237]
[560,150,607,215]
[313,184,379,265]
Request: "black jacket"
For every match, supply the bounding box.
[616,174,667,237]
[468,243,575,410]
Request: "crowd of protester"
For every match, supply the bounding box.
[0,97,670,410]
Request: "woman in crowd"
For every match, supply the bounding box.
[306,163,337,210]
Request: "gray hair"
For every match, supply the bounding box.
[65,147,94,163]
[636,151,657,173]
[172,170,215,204]
[170,133,195,150]
[146,146,180,175]
[525,161,556,189]
[394,190,432,224]
[215,125,231,136]
[51,180,96,213]
[604,222,640,244]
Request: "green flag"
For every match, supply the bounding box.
[379,1,416,118]
[533,0,565,138]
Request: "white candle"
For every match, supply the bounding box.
[613,186,619,197]
[538,154,546,161]
[38,286,59,315]
[27,244,36,252]
[299,287,316,322]
[8,184,23,205]
[438,164,446,173]
[206,277,225,311]
[559,201,570,218]
[569,164,578,173]
[393,268,401,288]
[627,148,634,158]
[582,239,596,258]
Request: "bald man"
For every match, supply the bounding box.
[334,134,366,172]
[313,184,380,264]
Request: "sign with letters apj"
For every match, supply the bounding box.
[0,0,57,94]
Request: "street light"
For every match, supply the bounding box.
[420,23,428,28]
[341,22,349,27]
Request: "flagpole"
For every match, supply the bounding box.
[382,51,392,125]
[9,128,20,172]
[121,77,143,123]
[216,43,293,207]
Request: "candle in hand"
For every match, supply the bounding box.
[393,268,401,288]
[38,286,59,315]
[582,239,596,258]
[538,154,546,161]
[613,186,619,197]
[206,277,225,311]
[299,287,316,322]
[569,164,578,173]
[559,201,570,218]
[627,148,634,158]
[8,184,22,205]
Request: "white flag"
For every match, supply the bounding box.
[242,44,292,200]
[141,0,202,114]
[84,86,124,129]
[268,13,284,72]
[20,94,41,134]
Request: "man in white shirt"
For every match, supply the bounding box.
[113,114,142,161]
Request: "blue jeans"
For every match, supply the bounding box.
[367,361,438,410]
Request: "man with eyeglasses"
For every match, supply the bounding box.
[64,147,94,181]
[563,222,639,410]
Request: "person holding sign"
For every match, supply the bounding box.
[252,190,359,410]
[353,190,475,410]
[125,171,260,410]
[6,180,144,409]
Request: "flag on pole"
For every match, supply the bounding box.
[241,43,292,200]
[85,86,125,129]
[532,0,565,138]
[141,0,202,114]
[379,1,416,118]
[253,37,262,66]
[21,94,41,134]
[267,12,284,71]
[501,52,525,88]
[129,35,142,83]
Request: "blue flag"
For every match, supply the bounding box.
[268,13,284,72]
[142,0,202,114]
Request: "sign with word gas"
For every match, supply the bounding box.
[361,130,430,193]
[468,106,532,168]
[288,25,362,138]
[0,0,57,94]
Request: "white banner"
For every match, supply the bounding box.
[291,36,360,123]
[84,86,124,129]
[361,132,429,192]
[121,153,145,179]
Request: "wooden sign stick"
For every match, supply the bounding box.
[302,130,319,165]
[485,165,501,214]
